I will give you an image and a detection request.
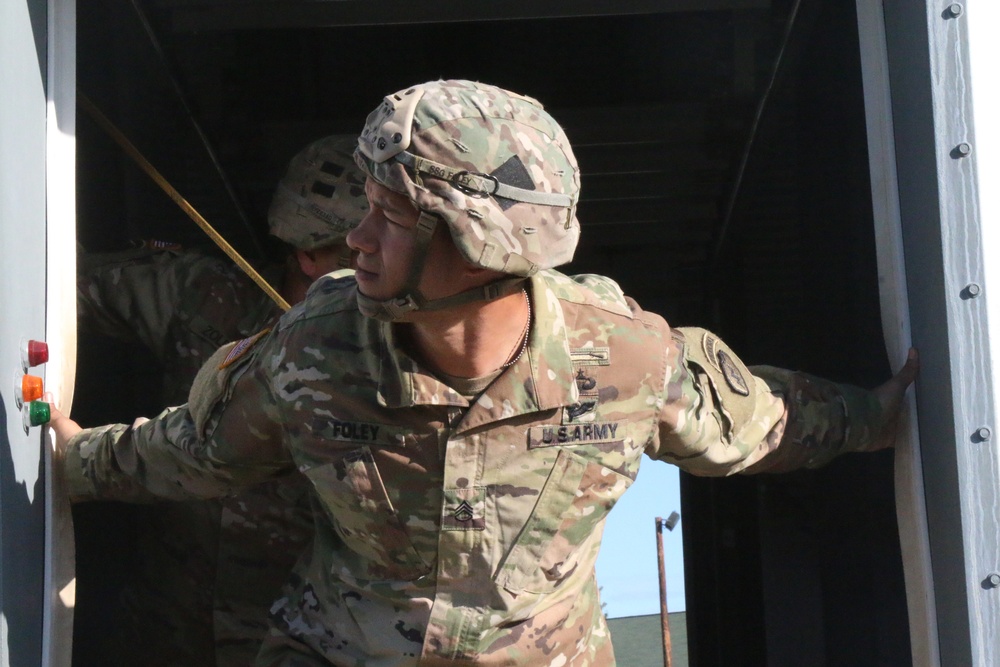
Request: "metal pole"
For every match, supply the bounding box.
[656,517,673,667]
[79,94,290,312]
[129,0,268,263]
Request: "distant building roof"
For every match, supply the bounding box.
[607,612,688,667]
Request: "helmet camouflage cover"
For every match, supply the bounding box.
[355,79,581,276]
[268,135,369,250]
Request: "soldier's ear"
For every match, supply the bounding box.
[294,248,322,281]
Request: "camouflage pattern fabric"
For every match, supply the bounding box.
[79,245,281,406]
[77,246,315,666]
[268,135,370,251]
[66,270,886,666]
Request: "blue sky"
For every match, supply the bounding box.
[595,455,685,618]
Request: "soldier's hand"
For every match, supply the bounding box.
[871,347,919,449]
[44,394,82,451]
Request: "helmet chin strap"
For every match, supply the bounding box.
[355,211,525,322]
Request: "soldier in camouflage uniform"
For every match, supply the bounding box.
[54,80,918,666]
[76,135,368,667]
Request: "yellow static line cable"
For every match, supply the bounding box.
[78,92,291,312]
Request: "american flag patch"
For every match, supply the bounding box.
[141,238,183,251]
[218,329,270,369]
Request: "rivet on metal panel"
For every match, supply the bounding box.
[973,427,992,443]
[944,4,964,19]
[987,573,1000,589]
[963,283,982,299]
[953,142,972,158]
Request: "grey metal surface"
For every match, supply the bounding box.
[0,0,50,664]
[883,1,999,664]
[158,0,771,32]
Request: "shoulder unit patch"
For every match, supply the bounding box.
[676,326,759,442]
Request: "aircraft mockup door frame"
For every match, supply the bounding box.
[860,1,1000,665]
[6,1,999,665]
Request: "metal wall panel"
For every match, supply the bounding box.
[0,0,75,664]
[883,1,999,664]
[0,0,50,664]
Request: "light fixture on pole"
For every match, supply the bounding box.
[656,511,680,667]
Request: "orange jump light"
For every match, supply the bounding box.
[21,374,43,403]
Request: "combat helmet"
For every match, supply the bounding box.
[354,79,581,320]
[268,135,369,253]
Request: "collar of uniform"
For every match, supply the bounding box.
[452,272,580,433]
[373,273,579,415]
[375,319,470,409]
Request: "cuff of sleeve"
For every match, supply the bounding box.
[838,383,885,453]
[63,431,97,500]
[62,425,121,500]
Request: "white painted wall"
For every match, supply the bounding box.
[44,0,77,664]
[0,0,50,664]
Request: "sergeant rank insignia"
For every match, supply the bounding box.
[453,501,475,523]
[442,488,486,531]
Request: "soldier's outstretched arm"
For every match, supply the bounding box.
[651,327,918,476]
[53,334,293,503]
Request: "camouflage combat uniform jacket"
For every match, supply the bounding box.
[78,247,315,666]
[66,269,884,666]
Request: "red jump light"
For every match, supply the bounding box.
[27,340,49,367]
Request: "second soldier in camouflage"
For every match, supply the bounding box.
[76,135,367,666]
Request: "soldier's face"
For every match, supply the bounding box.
[348,179,468,301]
